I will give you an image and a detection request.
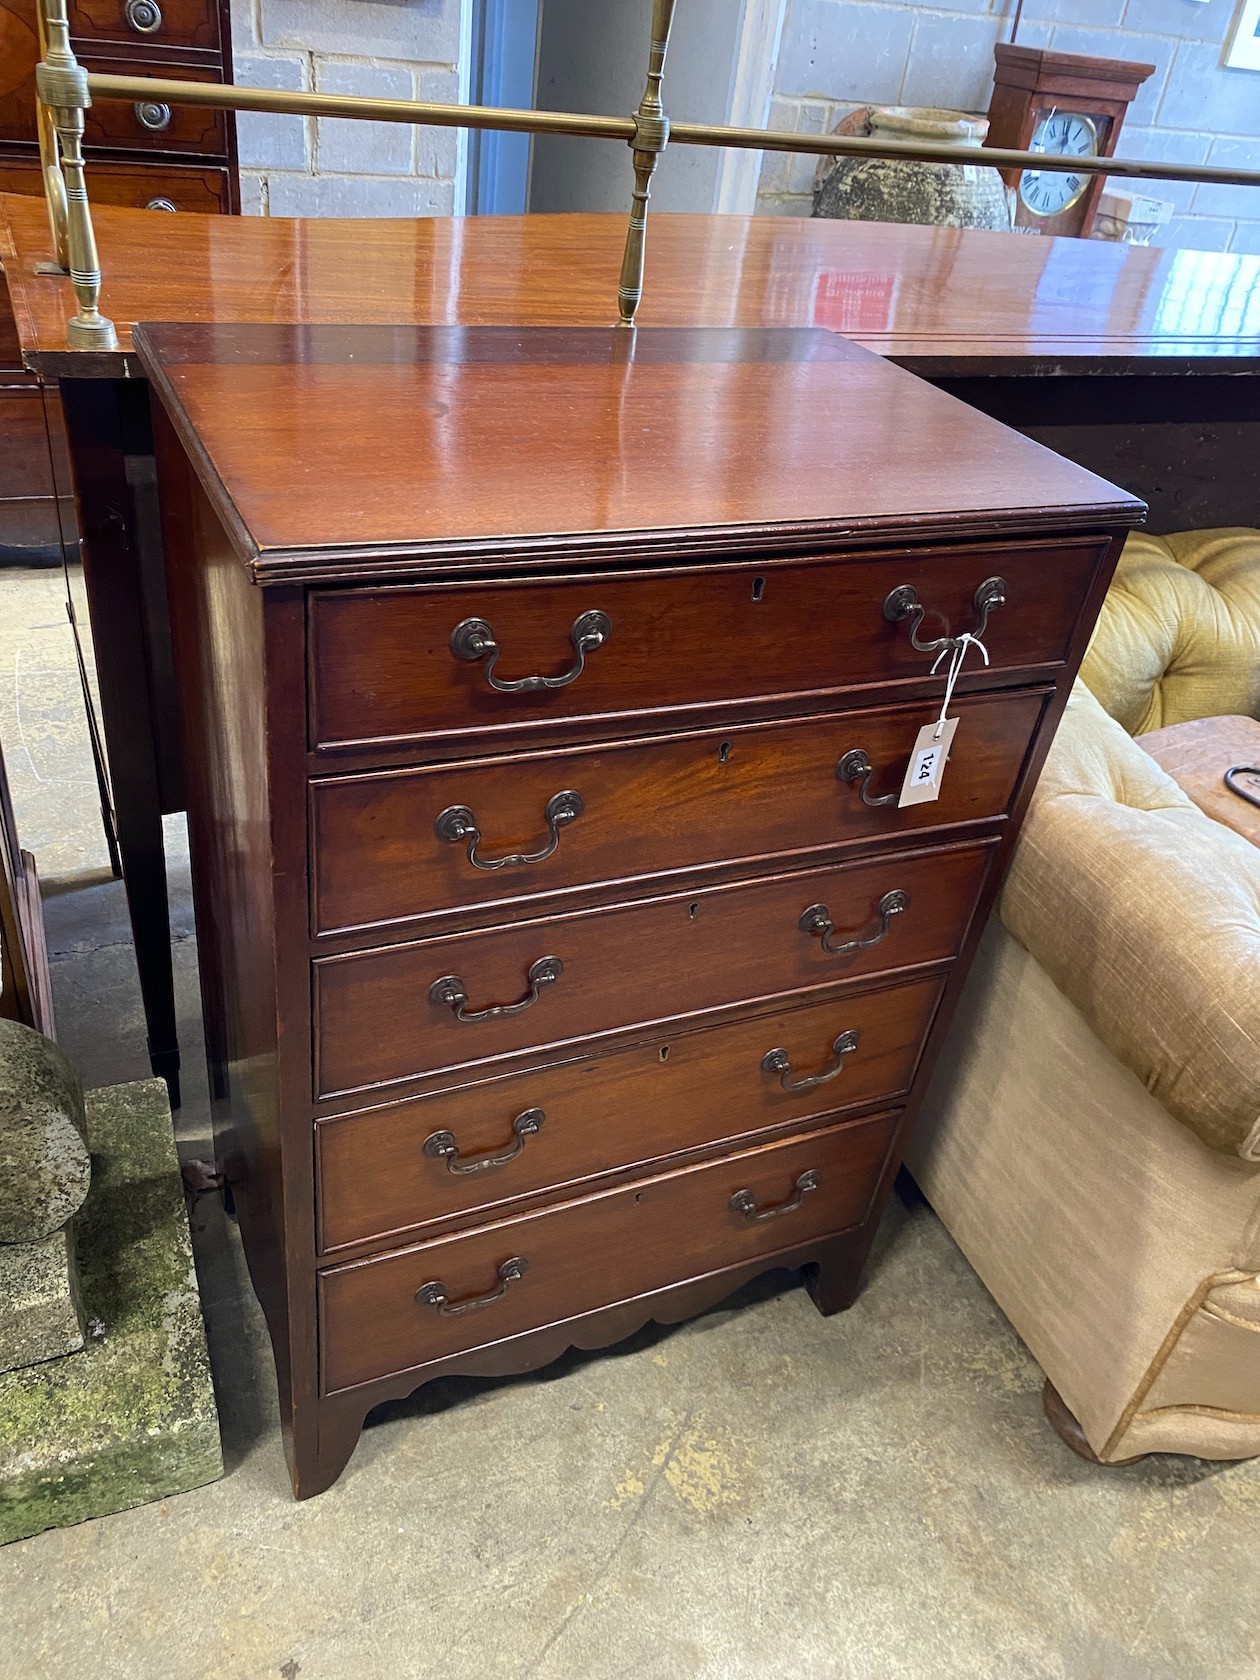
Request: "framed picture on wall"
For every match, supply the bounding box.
[1226,0,1260,71]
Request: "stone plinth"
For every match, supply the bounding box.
[0,1020,91,1375]
[0,1231,84,1372]
[0,1079,222,1546]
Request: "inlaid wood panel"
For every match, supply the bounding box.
[308,538,1107,754]
[310,691,1044,939]
[80,58,227,157]
[0,2,40,147]
[0,152,232,213]
[319,1112,901,1393]
[71,0,222,52]
[317,974,945,1253]
[312,842,993,1099]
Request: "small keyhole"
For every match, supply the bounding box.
[751,576,765,602]
[634,1191,644,1203]
[659,1045,670,1061]
[718,742,731,764]
[688,903,698,920]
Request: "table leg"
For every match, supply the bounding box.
[59,378,180,1106]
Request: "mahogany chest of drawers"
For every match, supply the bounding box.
[135,319,1142,1498]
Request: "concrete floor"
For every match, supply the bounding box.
[0,564,1257,1680]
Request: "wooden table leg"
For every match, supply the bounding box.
[59,378,181,1106]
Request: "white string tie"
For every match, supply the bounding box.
[930,632,989,740]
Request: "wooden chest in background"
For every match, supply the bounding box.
[0,0,237,562]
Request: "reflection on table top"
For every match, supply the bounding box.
[135,320,1139,570]
[4,192,1260,377]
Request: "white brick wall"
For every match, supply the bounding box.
[757,0,1260,255]
[230,0,464,216]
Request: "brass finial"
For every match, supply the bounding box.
[616,0,678,329]
[34,0,117,349]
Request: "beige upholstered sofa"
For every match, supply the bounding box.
[908,529,1260,1464]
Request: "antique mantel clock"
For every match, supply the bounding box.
[986,45,1156,238]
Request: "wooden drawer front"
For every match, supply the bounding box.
[0,387,57,500]
[312,843,989,1100]
[319,1112,899,1392]
[312,689,1044,938]
[0,498,74,565]
[0,2,40,144]
[0,274,23,373]
[81,60,227,156]
[307,540,1103,753]
[318,974,943,1252]
[71,0,221,51]
[0,153,232,212]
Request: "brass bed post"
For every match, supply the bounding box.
[617,0,678,328]
[35,0,118,350]
[33,0,70,272]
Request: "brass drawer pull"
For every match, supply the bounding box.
[435,790,583,871]
[125,0,162,31]
[836,747,898,808]
[429,956,563,1023]
[761,1029,860,1093]
[135,100,172,131]
[800,889,909,957]
[883,575,1006,656]
[146,196,178,212]
[424,1107,544,1175]
[451,609,611,693]
[416,1256,528,1316]
[730,1169,820,1224]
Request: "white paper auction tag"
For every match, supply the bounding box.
[899,716,959,807]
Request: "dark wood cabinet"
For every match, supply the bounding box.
[135,318,1142,1498]
[0,0,237,526]
[0,0,237,179]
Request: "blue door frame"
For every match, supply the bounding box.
[467,0,542,214]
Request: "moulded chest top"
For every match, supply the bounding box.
[133,321,1142,584]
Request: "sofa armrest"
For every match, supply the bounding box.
[1001,681,1260,1161]
[1081,529,1260,732]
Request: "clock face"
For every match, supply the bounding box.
[1018,110,1098,219]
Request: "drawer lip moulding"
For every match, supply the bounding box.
[313,971,948,1255]
[306,535,1110,755]
[310,841,994,1102]
[317,1112,903,1395]
[308,690,1047,941]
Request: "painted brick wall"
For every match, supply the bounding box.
[229,0,464,215]
[757,0,1260,254]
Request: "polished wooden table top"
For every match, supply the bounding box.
[135,321,1139,582]
[6,193,1260,378]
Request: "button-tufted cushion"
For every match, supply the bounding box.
[1080,529,1260,735]
[1001,681,1260,1161]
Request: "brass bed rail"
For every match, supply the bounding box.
[33,0,1260,351]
